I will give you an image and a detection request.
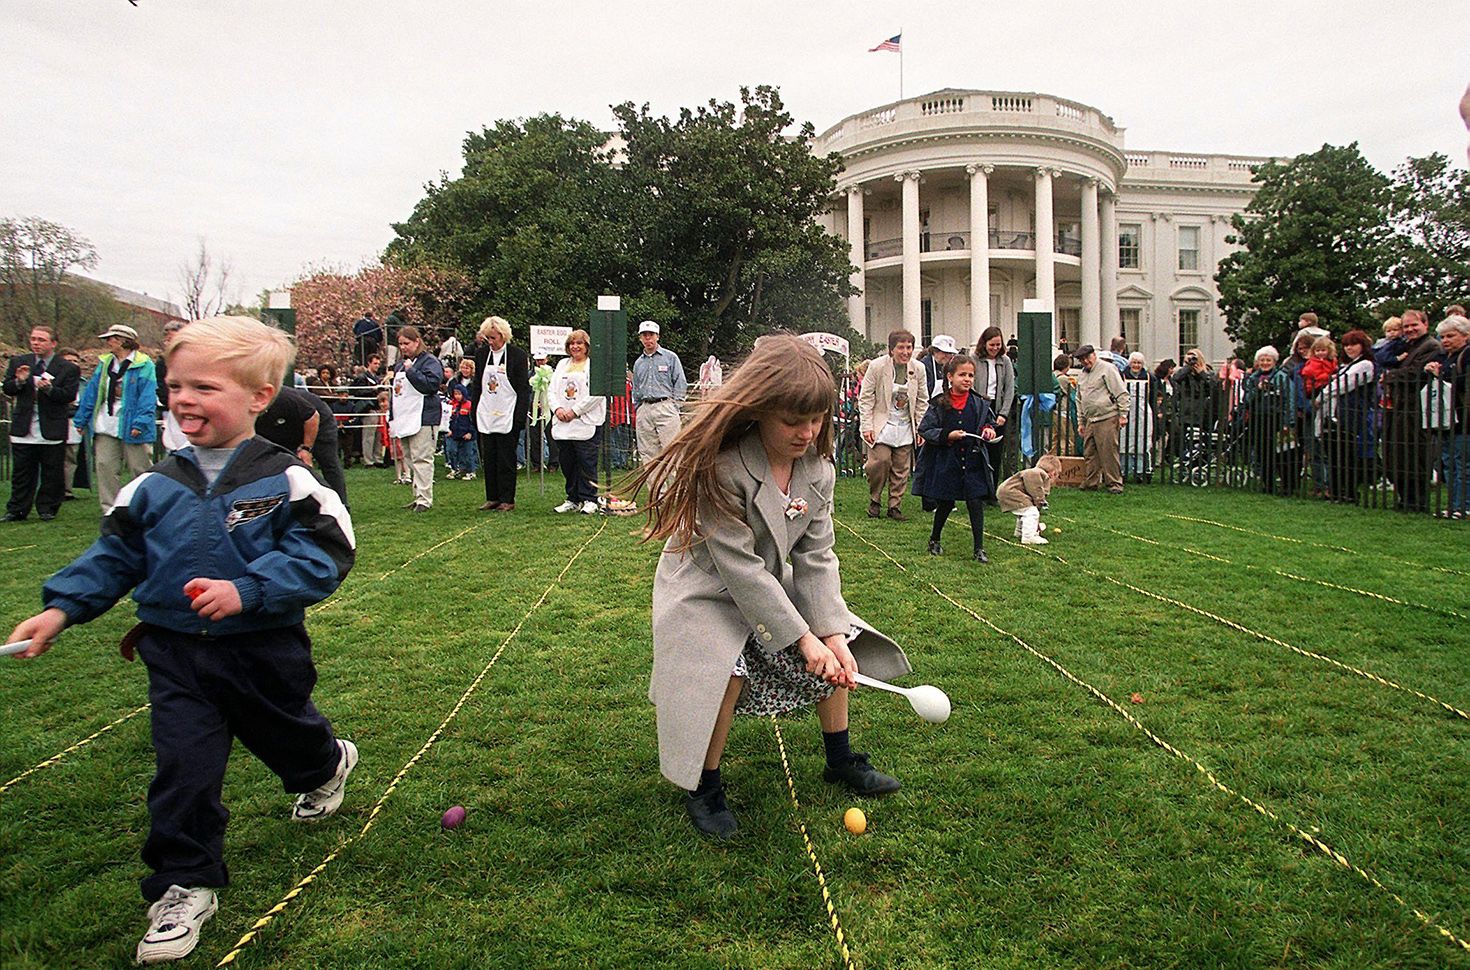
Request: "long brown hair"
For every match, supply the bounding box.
[619,334,836,549]
[975,326,1004,359]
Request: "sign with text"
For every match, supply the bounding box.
[798,331,850,359]
[530,325,572,358]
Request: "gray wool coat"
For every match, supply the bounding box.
[650,429,910,790]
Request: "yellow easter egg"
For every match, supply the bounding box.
[843,807,867,834]
[1052,528,1062,535]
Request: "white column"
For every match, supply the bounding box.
[1080,177,1101,349]
[966,163,993,345]
[899,171,922,333]
[846,185,866,336]
[1033,167,1055,312]
[1100,190,1118,347]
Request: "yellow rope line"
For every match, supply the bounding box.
[937,515,1470,722]
[1054,516,1467,621]
[833,516,1470,955]
[771,718,858,970]
[0,520,495,801]
[0,704,151,798]
[214,520,607,967]
[0,543,39,554]
[1164,513,1470,578]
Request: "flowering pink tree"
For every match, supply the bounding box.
[292,262,472,371]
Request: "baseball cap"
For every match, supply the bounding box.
[637,321,660,335]
[931,334,958,354]
[1071,344,1096,360]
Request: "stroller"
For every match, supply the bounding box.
[1177,421,1247,487]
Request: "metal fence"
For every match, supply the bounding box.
[833,370,1468,518]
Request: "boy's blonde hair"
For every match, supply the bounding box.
[1311,336,1337,357]
[1035,454,1062,478]
[165,316,294,396]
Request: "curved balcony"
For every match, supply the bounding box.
[864,229,1083,264]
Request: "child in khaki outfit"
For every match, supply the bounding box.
[997,454,1061,544]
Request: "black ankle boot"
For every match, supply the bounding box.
[823,752,901,796]
[684,784,738,840]
[927,540,942,555]
[973,548,988,563]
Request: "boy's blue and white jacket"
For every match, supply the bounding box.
[44,438,356,636]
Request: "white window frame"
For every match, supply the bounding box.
[1177,306,1203,358]
[1118,223,1142,269]
[1177,225,1201,272]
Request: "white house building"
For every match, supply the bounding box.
[815,89,1280,364]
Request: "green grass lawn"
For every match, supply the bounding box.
[1,466,1467,968]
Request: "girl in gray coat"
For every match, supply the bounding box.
[623,335,903,840]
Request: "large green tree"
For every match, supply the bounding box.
[612,85,855,361]
[1215,144,1391,351]
[387,87,859,366]
[1382,153,1470,319]
[387,114,626,340]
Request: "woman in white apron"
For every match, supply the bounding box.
[388,326,445,511]
[548,329,606,513]
[470,316,532,511]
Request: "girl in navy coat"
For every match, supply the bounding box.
[915,354,997,562]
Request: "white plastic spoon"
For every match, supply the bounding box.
[853,672,951,724]
[1,639,33,657]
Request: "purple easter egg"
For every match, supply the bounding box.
[441,805,466,830]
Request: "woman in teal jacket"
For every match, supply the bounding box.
[75,325,158,512]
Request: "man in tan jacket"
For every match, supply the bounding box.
[858,330,929,519]
[1073,344,1130,493]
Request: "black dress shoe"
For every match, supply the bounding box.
[927,540,942,555]
[973,548,989,564]
[38,512,55,521]
[1,513,24,522]
[685,784,738,840]
[822,752,901,796]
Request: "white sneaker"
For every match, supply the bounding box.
[1021,535,1050,545]
[580,500,599,514]
[553,500,578,513]
[136,885,216,965]
[446,469,459,479]
[462,472,476,481]
[1037,521,1047,532]
[292,739,358,822]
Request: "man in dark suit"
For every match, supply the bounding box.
[4,325,82,521]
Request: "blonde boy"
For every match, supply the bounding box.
[7,317,358,964]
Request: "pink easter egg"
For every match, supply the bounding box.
[441,805,466,830]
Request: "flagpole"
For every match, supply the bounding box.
[899,26,904,100]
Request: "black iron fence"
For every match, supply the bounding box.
[833,371,1469,518]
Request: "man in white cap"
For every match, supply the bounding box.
[631,321,686,465]
[73,324,158,513]
[921,334,958,400]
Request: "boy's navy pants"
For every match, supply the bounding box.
[135,624,340,901]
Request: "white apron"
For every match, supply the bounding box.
[477,349,515,435]
[389,366,426,439]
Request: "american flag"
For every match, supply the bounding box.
[869,34,901,53]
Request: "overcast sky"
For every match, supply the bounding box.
[4,0,1466,310]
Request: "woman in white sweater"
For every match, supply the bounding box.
[548,329,607,513]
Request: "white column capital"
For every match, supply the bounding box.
[894,170,923,183]
[1081,176,1100,188]
[965,163,995,176]
[842,183,870,197]
[1035,166,1061,180]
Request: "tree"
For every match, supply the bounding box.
[1382,153,1470,319]
[292,262,473,370]
[612,85,856,361]
[387,87,861,368]
[0,216,115,345]
[388,114,626,334]
[177,237,234,320]
[1215,144,1391,352]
